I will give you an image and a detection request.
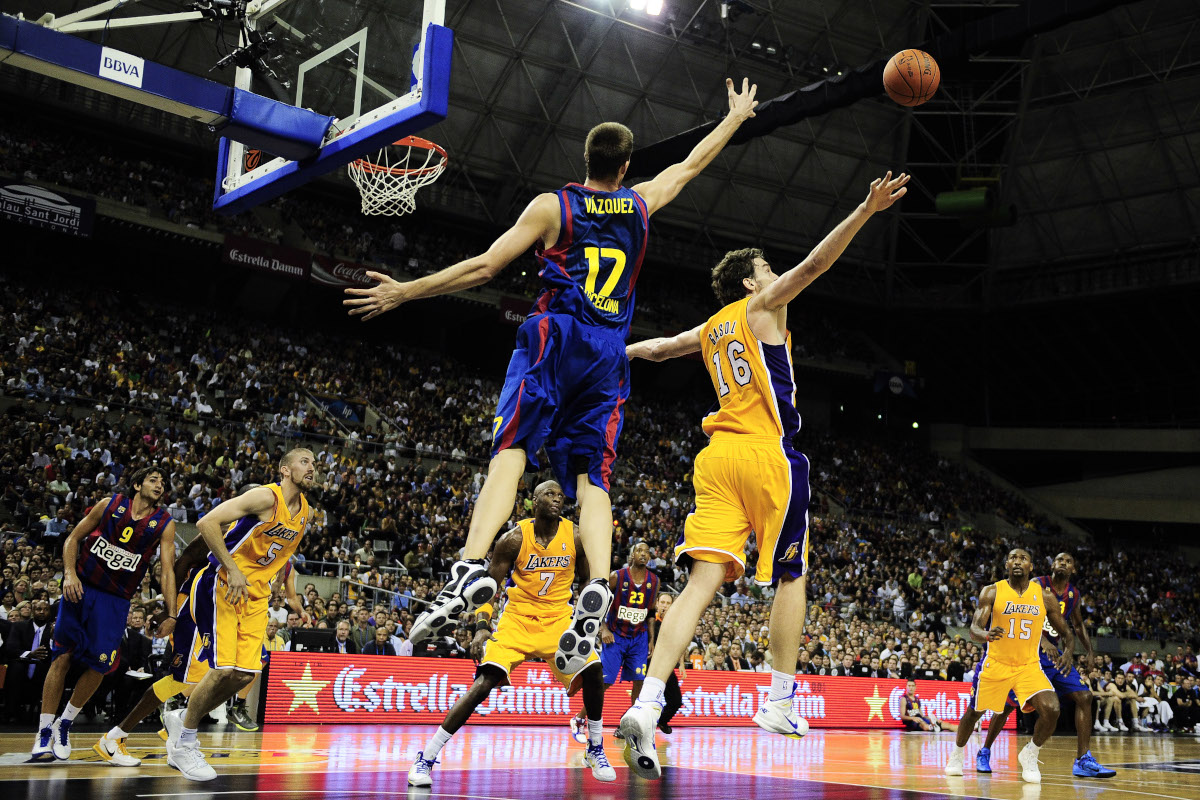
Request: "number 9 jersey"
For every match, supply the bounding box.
[209,482,310,601]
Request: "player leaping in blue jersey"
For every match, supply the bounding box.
[345,77,759,673]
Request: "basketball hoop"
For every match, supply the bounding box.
[347,136,448,216]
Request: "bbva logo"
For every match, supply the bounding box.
[99,47,145,89]
[102,55,140,78]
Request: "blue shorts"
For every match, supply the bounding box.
[1005,651,1088,707]
[491,313,629,500]
[601,629,649,684]
[51,588,130,674]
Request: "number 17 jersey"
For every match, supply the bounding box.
[533,183,649,339]
[210,482,309,601]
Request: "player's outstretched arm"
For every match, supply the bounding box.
[626,323,704,363]
[751,172,910,313]
[969,584,999,644]
[633,78,758,216]
[344,193,559,320]
[195,486,277,604]
[1042,584,1076,671]
[61,497,112,603]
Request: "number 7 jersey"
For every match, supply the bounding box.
[700,297,801,440]
[209,482,310,601]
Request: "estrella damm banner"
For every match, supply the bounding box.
[264,653,1015,729]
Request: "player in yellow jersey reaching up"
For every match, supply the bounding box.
[944,548,1075,783]
[615,172,910,779]
[407,481,615,787]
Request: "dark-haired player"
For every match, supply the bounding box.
[617,173,909,780]
[32,466,177,762]
[975,552,1114,779]
[944,548,1074,783]
[346,79,759,676]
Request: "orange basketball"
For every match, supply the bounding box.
[883,49,940,107]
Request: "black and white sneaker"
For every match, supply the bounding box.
[410,560,496,644]
[555,579,612,676]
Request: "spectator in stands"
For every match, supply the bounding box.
[363,626,396,656]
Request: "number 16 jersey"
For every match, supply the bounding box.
[210,482,309,601]
[700,296,801,440]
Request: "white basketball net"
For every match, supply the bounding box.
[347,137,447,216]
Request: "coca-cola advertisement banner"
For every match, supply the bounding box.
[264,653,1014,730]
[221,234,310,282]
[310,254,377,288]
[499,296,530,327]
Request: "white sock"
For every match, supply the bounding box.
[587,719,604,747]
[39,713,55,731]
[768,670,794,702]
[955,744,966,753]
[1024,741,1040,754]
[637,677,666,706]
[60,703,82,723]
[180,725,198,746]
[423,727,453,761]
[107,726,129,741]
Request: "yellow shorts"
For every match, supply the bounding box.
[677,433,811,585]
[481,609,599,696]
[173,564,269,683]
[972,658,1053,713]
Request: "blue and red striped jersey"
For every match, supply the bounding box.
[607,566,659,638]
[76,494,171,600]
[530,183,649,339]
[1035,574,1079,647]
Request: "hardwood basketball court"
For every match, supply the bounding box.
[1,725,1197,800]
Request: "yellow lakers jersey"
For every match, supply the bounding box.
[700,297,800,439]
[988,579,1046,665]
[502,518,576,617]
[215,482,309,599]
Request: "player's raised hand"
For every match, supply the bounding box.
[863,171,910,213]
[727,77,758,121]
[988,625,1005,642]
[343,271,410,321]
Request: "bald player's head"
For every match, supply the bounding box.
[532,481,565,521]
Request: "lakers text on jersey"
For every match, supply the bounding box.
[481,518,598,694]
[971,580,1054,713]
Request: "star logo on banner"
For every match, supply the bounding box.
[282,662,329,713]
[864,686,887,721]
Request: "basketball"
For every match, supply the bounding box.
[883,49,941,107]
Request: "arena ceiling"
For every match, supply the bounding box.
[5,0,1200,307]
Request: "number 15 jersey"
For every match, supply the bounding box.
[533,183,649,339]
[210,482,309,601]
